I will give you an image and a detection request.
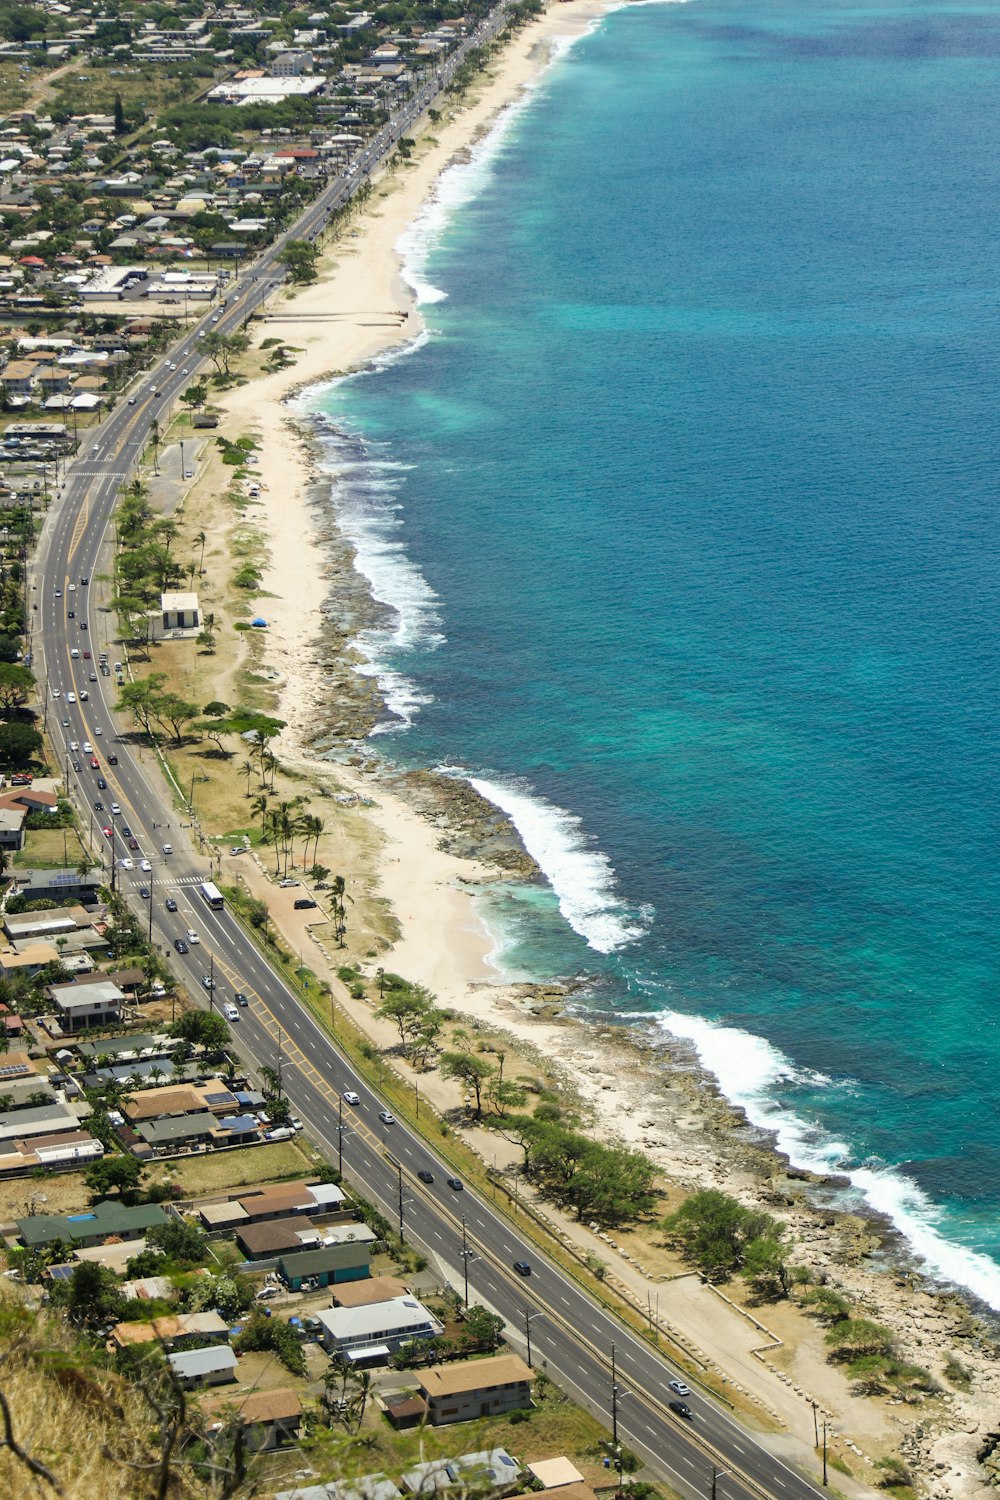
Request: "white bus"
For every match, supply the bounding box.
[199,880,224,910]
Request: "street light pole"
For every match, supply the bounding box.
[524,1309,543,1369]
[611,1342,619,1446]
[208,950,214,1011]
[711,1468,729,1500]
[397,1159,404,1245]
[822,1420,828,1487]
[337,1094,344,1175]
[461,1217,471,1306]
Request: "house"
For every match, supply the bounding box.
[5,905,94,942]
[526,1460,587,1491]
[0,943,59,977]
[332,1275,409,1308]
[135,1111,218,1151]
[276,1241,371,1293]
[0,1100,85,1149]
[167,1345,239,1389]
[48,978,124,1032]
[314,1296,443,1362]
[401,1450,523,1497]
[0,805,27,849]
[160,590,200,630]
[16,1199,168,1251]
[203,1387,302,1451]
[237,1216,321,1261]
[199,1179,345,1231]
[124,1079,238,1124]
[417,1355,533,1426]
[277,1479,403,1500]
[11,867,102,905]
[109,1311,229,1350]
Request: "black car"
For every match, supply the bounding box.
[668,1401,693,1420]
[139,886,150,900]
[79,621,87,630]
[513,1260,532,1276]
[235,991,249,1007]
[67,610,75,619]
[165,898,178,913]
[417,1170,434,1184]
[94,800,104,811]
[80,577,88,585]
[108,754,118,765]
[72,759,81,772]
[294,897,317,910]
[446,1177,463,1192]
[174,938,189,954]
[96,777,107,789]
[121,824,131,837]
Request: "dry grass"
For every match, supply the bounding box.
[149,1138,321,1196]
[0,1288,183,1500]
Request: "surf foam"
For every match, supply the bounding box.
[464,773,647,954]
[656,1009,1000,1309]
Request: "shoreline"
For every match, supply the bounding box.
[207,5,1000,1494]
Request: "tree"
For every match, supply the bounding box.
[440,1049,495,1116]
[84,1153,145,1204]
[203,330,250,379]
[0,662,34,714]
[661,1190,784,1284]
[278,238,319,284]
[170,1009,229,1049]
[0,721,41,768]
[460,1304,505,1351]
[181,383,208,412]
[146,1218,208,1267]
[61,1261,125,1328]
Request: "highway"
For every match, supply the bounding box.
[27,11,835,1500]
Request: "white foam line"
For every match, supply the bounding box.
[656,1009,1000,1309]
[462,772,647,954]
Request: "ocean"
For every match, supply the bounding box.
[305,0,1000,1307]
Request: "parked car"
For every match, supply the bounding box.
[294,897,317,910]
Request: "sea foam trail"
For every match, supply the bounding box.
[465,773,647,954]
[657,1009,1000,1310]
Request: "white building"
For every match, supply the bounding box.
[315,1296,443,1362]
[161,591,200,630]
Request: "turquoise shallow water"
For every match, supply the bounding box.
[307,0,1000,1304]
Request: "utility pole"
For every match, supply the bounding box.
[812,1401,819,1448]
[822,1420,828,1487]
[711,1469,728,1500]
[461,1217,471,1306]
[397,1159,404,1245]
[337,1094,344,1175]
[147,868,153,944]
[524,1309,543,1369]
[208,950,214,1011]
[611,1343,618,1445]
[276,1026,283,1097]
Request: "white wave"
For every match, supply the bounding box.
[396,7,599,306]
[655,1009,1000,1309]
[459,773,647,954]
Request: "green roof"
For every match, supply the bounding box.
[278,1243,371,1278]
[18,1199,168,1249]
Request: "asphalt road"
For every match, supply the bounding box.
[28,13,836,1500]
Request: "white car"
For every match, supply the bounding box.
[343,1091,361,1106]
[51,687,61,698]
[66,692,76,704]
[110,802,121,815]
[94,726,102,736]
[186,929,200,945]
[140,859,152,872]
[68,583,76,592]
[69,740,79,752]
[82,741,92,754]
[118,857,134,870]
[162,842,173,854]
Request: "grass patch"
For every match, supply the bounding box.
[13,824,87,869]
[151,1139,317,1196]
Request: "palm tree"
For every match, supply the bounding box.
[250,791,270,830]
[195,529,207,573]
[239,760,255,797]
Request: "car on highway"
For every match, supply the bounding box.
[417,1170,434,1184]
[96,777,107,789]
[102,825,112,837]
[54,590,62,599]
[80,576,88,585]
[343,1091,361,1106]
[174,938,188,954]
[186,929,200,944]
[52,686,61,697]
[119,857,134,870]
[83,650,91,659]
[165,898,178,913]
[121,823,131,836]
[90,757,99,769]
[61,717,69,727]
[127,837,139,851]
[162,842,172,854]
[66,692,76,704]
[140,859,151,872]
[184,470,194,480]
[72,759,81,772]
[68,583,76,592]
[108,754,118,765]
[202,975,216,990]
[94,726,102,735]
[94,800,104,811]
[139,886,150,900]
[447,1177,463,1192]
[668,1380,691,1397]
[513,1261,532,1277]
[128,396,136,404]
[69,740,79,752]
[232,991,249,1007]
[89,673,97,682]
[70,647,79,658]
[82,740,92,753]
[110,802,120,815]
[668,1401,693,1420]
[378,1111,395,1125]
[68,611,74,620]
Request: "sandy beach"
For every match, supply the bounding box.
[198,5,1000,1495]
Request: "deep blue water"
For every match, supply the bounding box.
[308,0,1000,1304]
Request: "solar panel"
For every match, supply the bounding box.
[0,1063,30,1079]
